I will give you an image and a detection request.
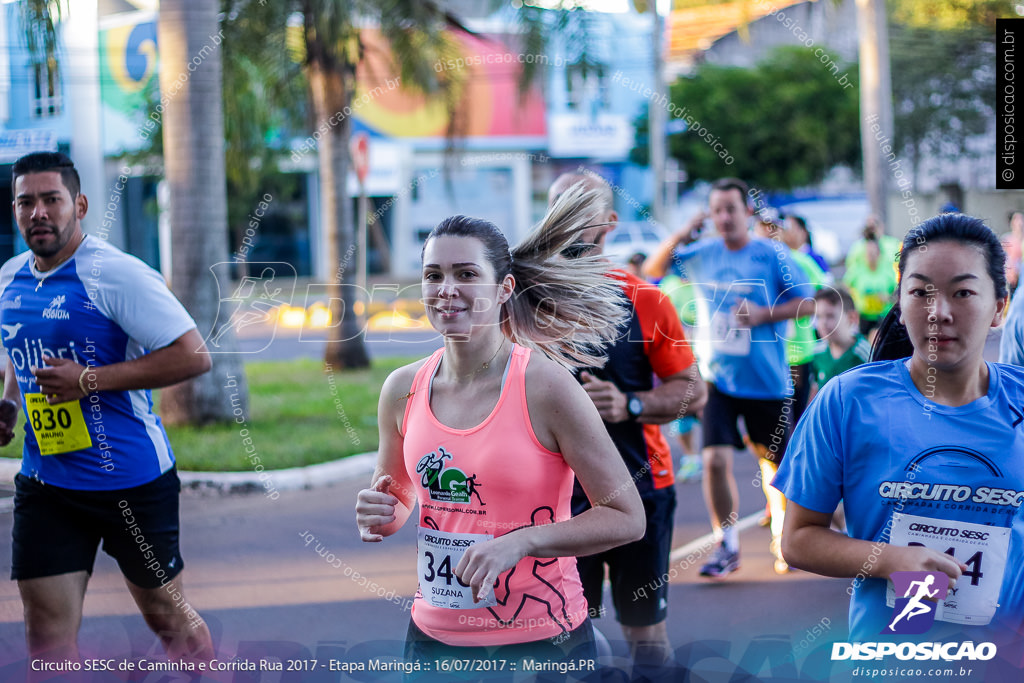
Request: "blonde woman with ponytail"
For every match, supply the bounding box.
[355,184,645,672]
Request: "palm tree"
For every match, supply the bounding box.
[219,1,307,280]
[156,0,249,424]
[230,0,468,370]
[18,1,63,84]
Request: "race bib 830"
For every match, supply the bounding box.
[24,393,92,456]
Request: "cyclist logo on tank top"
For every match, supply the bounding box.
[416,447,485,505]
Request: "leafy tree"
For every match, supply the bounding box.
[18,1,64,80]
[660,45,860,190]
[20,0,248,424]
[515,2,608,100]
[119,4,307,281]
[888,0,1003,31]
[888,2,996,186]
[155,0,248,424]
[220,2,307,276]
[224,0,470,370]
[132,0,589,373]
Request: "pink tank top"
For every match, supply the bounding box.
[402,344,588,646]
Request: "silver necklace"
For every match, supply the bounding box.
[34,235,84,291]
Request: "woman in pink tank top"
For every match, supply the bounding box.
[356,183,645,674]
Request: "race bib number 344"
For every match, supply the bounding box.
[24,393,92,456]
[887,512,1009,626]
[417,527,496,609]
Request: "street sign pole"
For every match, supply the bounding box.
[351,134,370,312]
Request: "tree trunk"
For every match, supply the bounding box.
[649,6,666,225]
[857,0,894,229]
[308,61,370,370]
[157,0,249,424]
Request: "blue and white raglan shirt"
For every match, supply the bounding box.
[0,235,197,491]
[669,237,813,399]
[774,360,1024,640]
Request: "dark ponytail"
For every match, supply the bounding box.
[870,306,912,361]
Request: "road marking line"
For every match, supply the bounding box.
[669,512,762,563]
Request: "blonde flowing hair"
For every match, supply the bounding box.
[424,183,627,368]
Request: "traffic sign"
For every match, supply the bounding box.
[351,133,369,184]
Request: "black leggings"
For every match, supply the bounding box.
[403,617,598,682]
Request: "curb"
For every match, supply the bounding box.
[0,452,378,498]
[180,452,377,495]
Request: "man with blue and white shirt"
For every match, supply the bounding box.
[0,152,213,665]
[645,177,814,578]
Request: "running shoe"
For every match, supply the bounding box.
[676,454,702,482]
[699,543,740,578]
[770,536,789,574]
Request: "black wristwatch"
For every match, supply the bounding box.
[625,392,644,420]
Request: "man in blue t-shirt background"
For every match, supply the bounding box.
[645,177,813,578]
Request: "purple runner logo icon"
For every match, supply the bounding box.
[884,570,949,635]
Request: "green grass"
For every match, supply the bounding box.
[0,357,416,472]
[162,357,416,471]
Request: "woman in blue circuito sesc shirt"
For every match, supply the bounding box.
[774,213,1024,679]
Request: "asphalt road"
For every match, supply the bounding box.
[0,450,855,683]
[1,446,1021,683]
[234,322,1006,364]
[0,326,1016,681]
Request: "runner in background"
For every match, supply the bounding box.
[549,172,705,678]
[999,286,1024,366]
[810,286,871,395]
[780,223,827,423]
[752,215,826,572]
[644,178,813,580]
[756,215,828,422]
[843,231,898,342]
[657,273,703,483]
[626,252,648,280]
[776,213,1024,646]
[782,214,829,274]
[807,285,871,535]
[356,184,645,677]
[1000,211,1023,296]
[845,215,902,275]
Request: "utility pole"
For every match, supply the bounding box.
[856,0,894,229]
[650,4,667,225]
